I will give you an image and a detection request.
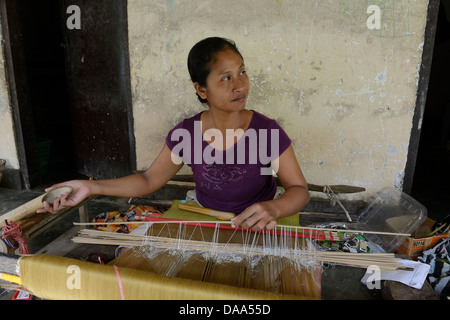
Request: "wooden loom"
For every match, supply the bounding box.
[79,200,324,299]
[0,185,411,300]
[72,200,409,300]
[0,188,321,299]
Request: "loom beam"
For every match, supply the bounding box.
[0,194,46,228]
[0,187,73,228]
[0,253,314,300]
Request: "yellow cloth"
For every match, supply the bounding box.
[18,203,314,300]
[19,254,312,300]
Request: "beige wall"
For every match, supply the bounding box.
[127,0,429,196]
[0,23,19,171]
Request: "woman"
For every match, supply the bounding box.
[40,37,310,231]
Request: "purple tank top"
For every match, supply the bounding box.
[165,111,291,213]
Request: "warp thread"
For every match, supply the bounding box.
[114,222,322,298]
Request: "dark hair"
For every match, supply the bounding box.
[187,37,243,103]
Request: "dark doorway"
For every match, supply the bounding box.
[1,0,77,188]
[411,1,450,222]
[20,0,78,184]
[1,0,135,189]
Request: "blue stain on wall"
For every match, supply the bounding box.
[167,0,175,12]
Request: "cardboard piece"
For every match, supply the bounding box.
[396,218,449,260]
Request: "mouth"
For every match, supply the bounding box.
[232,96,246,103]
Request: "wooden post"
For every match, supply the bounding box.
[78,202,89,224]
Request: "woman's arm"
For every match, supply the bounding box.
[230,145,310,231]
[39,144,183,214]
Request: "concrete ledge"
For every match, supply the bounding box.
[0,168,22,190]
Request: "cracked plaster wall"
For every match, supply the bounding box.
[127,0,429,196]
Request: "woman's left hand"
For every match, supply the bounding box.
[231,201,279,231]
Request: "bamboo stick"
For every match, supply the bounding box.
[177,203,236,220]
[72,229,404,271]
[73,219,411,237]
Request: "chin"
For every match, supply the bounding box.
[233,100,247,110]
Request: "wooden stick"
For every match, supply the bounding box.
[177,203,236,220]
[323,185,352,222]
[131,173,366,194]
[73,219,410,237]
[307,183,366,194]
[72,229,404,271]
[75,229,398,259]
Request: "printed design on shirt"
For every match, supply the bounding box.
[201,164,247,190]
[168,120,282,175]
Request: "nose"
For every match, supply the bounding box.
[232,75,247,93]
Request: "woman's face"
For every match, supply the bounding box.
[195,48,250,113]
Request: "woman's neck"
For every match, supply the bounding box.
[202,109,252,132]
[201,109,253,151]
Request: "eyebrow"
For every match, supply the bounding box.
[219,64,246,76]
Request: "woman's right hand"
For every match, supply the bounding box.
[37,180,93,214]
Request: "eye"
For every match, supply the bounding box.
[222,75,231,81]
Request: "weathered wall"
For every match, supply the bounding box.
[0,23,19,172]
[127,0,429,196]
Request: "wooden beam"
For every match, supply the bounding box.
[134,172,367,195]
